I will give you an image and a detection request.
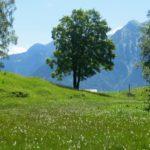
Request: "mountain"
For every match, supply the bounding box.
[1,20,147,91]
[96,20,146,90]
[1,43,55,76]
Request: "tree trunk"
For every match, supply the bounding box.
[76,74,80,90]
[73,70,80,90]
[73,70,77,89]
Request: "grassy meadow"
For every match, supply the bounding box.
[0,72,150,150]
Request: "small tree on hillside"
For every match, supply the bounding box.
[47,9,115,89]
[0,0,17,58]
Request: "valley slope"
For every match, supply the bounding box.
[0,72,149,149]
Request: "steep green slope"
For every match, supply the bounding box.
[0,72,149,150]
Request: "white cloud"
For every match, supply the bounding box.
[9,46,28,55]
[108,26,123,35]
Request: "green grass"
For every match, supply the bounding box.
[0,72,150,150]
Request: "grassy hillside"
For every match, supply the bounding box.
[0,72,149,150]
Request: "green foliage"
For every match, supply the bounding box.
[48,9,115,89]
[0,0,17,56]
[140,10,150,83]
[0,72,149,149]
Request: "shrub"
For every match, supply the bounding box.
[11,91,29,98]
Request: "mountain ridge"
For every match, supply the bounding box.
[1,20,147,91]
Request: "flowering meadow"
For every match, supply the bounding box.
[0,72,150,150]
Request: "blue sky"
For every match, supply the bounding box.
[10,0,150,54]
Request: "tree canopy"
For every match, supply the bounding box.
[0,0,17,57]
[140,10,150,84]
[47,9,115,89]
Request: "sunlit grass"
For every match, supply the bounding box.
[0,72,149,149]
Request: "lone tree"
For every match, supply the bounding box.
[47,9,115,89]
[140,10,150,84]
[0,0,17,61]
